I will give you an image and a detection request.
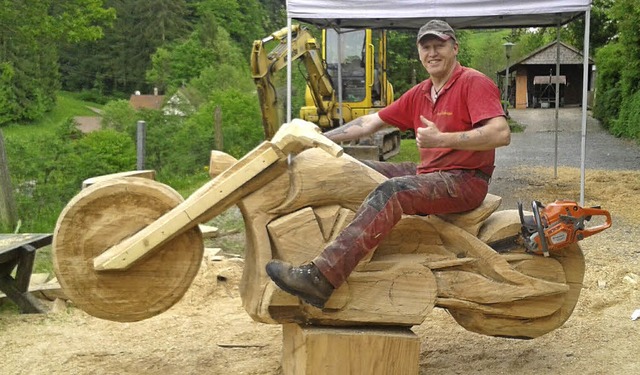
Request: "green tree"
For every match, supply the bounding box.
[196,0,266,47]
[565,0,617,54]
[260,0,287,31]
[101,99,138,132]
[466,30,511,83]
[611,0,640,98]
[60,0,190,96]
[387,30,424,96]
[146,19,252,99]
[0,0,114,125]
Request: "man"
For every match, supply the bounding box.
[265,20,511,308]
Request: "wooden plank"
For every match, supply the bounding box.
[93,143,284,271]
[30,282,67,301]
[199,224,219,238]
[282,324,419,375]
[0,234,52,260]
[0,281,66,301]
[0,275,46,313]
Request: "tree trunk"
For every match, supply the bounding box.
[0,129,18,230]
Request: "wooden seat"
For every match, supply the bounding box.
[437,193,502,236]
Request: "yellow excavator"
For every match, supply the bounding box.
[251,24,401,160]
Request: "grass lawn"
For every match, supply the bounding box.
[395,138,420,162]
[2,92,103,138]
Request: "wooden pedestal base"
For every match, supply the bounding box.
[282,324,420,375]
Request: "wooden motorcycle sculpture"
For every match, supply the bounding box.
[52,119,597,340]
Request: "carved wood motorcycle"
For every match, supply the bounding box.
[52,120,604,339]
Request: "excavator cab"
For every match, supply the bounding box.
[252,25,400,161]
[300,28,394,128]
[301,28,400,161]
[325,29,368,103]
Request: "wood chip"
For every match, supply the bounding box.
[217,343,267,348]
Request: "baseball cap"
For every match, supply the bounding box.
[417,20,456,43]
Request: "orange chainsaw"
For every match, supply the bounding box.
[517,200,612,257]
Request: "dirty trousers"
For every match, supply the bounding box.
[312,161,490,288]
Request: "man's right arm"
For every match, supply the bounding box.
[323,113,387,143]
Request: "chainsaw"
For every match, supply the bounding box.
[517,200,612,257]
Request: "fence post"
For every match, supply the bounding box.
[136,120,146,170]
[0,129,17,230]
[214,106,223,151]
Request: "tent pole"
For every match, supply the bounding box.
[580,8,591,206]
[554,21,561,179]
[337,29,344,125]
[287,17,293,124]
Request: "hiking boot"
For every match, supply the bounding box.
[265,260,334,308]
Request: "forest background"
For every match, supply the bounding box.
[0,0,638,235]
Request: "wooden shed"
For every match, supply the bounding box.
[498,41,595,109]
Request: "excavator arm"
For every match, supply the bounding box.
[251,25,335,139]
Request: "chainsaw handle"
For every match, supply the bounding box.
[532,200,549,256]
[580,207,612,238]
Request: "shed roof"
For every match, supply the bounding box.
[498,41,594,75]
[518,41,593,66]
[129,95,165,110]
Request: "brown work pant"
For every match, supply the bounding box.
[313,161,489,288]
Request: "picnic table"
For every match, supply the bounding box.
[0,233,52,313]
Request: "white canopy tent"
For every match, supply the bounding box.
[284,0,592,204]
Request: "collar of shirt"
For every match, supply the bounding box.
[422,62,463,99]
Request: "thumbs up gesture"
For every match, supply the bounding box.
[416,115,443,148]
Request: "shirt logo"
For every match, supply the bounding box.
[437,111,453,116]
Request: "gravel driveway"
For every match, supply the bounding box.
[491,107,640,209]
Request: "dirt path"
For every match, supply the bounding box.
[1,108,639,374]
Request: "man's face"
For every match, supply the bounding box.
[417,36,459,79]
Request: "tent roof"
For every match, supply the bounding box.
[286,0,591,29]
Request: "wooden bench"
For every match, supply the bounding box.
[0,233,52,313]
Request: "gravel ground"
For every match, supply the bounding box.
[491,107,640,210]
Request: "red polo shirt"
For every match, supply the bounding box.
[378,63,505,175]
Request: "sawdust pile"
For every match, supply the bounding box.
[512,166,640,223]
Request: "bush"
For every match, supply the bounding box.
[101,99,138,132]
[186,89,264,159]
[6,118,136,232]
[126,109,192,177]
[594,86,622,130]
[75,89,111,105]
[593,42,625,129]
[611,90,640,139]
